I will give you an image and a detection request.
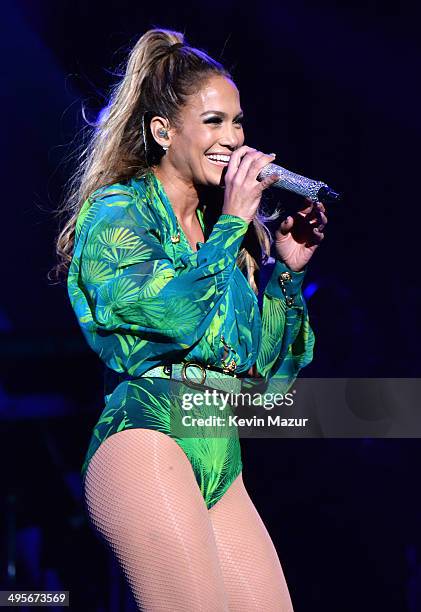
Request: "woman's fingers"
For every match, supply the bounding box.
[226,146,277,188]
[299,201,328,228]
[312,202,327,243]
[246,152,277,183]
[236,151,265,183]
[222,147,279,222]
[317,208,328,227]
[297,204,314,218]
[312,225,325,243]
[258,168,281,190]
[239,151,276,186]
[224,146,257,183]
[280,199,327,244]
[279,215,294,236]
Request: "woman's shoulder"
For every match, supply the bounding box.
[87,174,151,213]
[91,174,159,209]
[74,181,137,241]
[88,180,136,206]
[80,175,165,240]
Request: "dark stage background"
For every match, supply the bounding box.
[2,0,421,610]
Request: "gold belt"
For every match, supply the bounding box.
[141,361,242,394]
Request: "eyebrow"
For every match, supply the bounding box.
[200,110,244,119]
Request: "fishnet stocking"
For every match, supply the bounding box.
[209,473,295,611]
[83,428,229,611]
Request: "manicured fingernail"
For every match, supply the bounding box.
[269,153,276,157]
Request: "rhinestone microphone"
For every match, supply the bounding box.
[257,163,341,204]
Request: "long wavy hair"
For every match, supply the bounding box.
[50,28,280,293]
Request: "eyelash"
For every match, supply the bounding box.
[204,117,244,127]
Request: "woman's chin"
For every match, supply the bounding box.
[193,165,227,188]
[199,174,224,188]
[206,167,227,188]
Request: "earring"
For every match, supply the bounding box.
[157,128,169,152]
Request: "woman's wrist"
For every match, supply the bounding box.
[274,254,307,274]
[265,259,306,305]
[220,211,251,225]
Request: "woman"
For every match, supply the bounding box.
[56,28,326,611]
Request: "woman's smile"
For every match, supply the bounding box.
[205,153,231,167]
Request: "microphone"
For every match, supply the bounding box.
[257,163,341,204]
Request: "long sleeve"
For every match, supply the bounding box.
[67,185,249,377]
[254,258,315,391]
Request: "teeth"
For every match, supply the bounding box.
[206,154,231,163]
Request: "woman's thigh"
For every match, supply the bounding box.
[209,473,294,612]
[84,427,229,611]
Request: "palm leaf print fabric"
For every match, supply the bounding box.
[67,171,315,509]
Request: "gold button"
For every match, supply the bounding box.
[171,232,181,243]
[280,271,292,282]
[286,296,295,307]
[222,359,237,373]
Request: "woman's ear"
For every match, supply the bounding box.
[150,116,173,148]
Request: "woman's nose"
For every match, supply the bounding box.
[219,124,242,148]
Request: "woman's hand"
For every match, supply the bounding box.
[274,200,328,272]
[221,146,280,223]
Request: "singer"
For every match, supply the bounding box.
[55,28,327,611]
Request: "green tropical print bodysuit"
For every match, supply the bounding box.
[67,170,315,509]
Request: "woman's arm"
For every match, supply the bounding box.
[255,259,315,390]
[251,198,326,390]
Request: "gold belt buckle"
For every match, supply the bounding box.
[181,361,207,387]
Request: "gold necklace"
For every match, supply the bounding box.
[172,215,204,250]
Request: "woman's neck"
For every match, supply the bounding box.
[152,165,199,227]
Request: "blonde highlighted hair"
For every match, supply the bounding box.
[51,28,280,293]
